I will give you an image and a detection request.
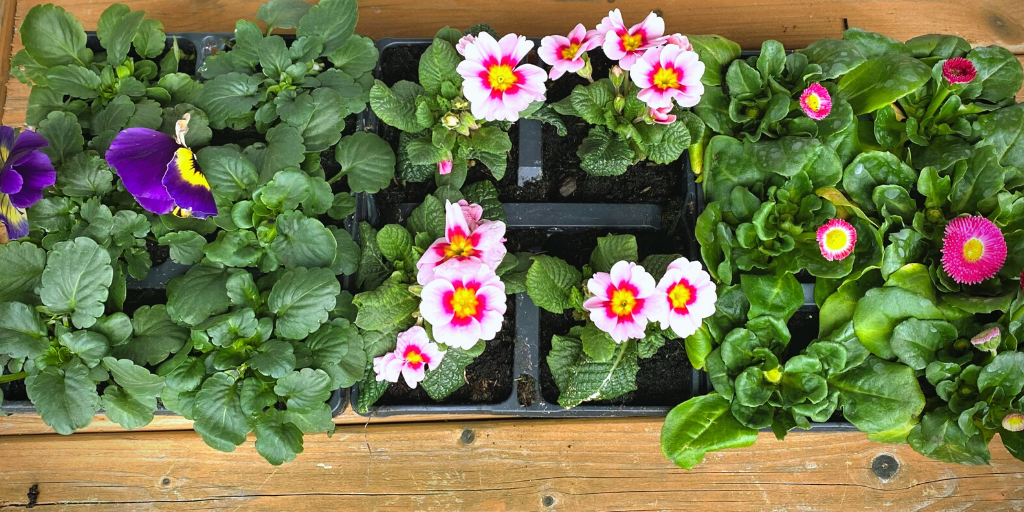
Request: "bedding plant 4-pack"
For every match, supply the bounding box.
[2,0,1024,467]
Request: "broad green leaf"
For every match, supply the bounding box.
[830,356,926,433]
[0,242,46,305]
[853,287,943,359]
[193,372,253,452]
[196,146,258,201]
[25,359,101,435]
[841,151,917,214]
[837,54,931,115]
[271,212,337,269]
[908,408,990,465]
[255,409,305,465]
[41,237,112,329]
[198,72,262,129]
[132,19,165,59]
[296,0,358,54]
[369,80,428,133]
[113,305,188,366]
[977,352,1024,397]
[578,126,634,176]
[275,368,333,413]
[258,0,312,31]
[166,265,233,326]
[102,357,165,397]
[58,331,109,367]
[334,132,397,193]
[661,393,758,469]
[330,34,378,76]
[37,111,84,167]
[96,4,145,65]
[798,38,866,79]
[589,234,638,273]
[158,231,207,265]
[417,38,461,94]
[890,319,957,370]
[0,302,48,358]
[269,268,340,340]
[102,385,155,430]
[352,276,417,332]
[526,255,582,314]
[688,35,741,86]
[205,230,263,267]
[57,151,112,196]
[45,65,100,99]
[249,340,297,379]
[547,333,639,408]
[20,4,88,67]
[740,273,803,321]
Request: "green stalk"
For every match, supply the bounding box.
[0,372,29,384]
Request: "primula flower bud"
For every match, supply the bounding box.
[442,113,460,129]
[610,65,624,87]
[613,95,626,112]
[453,98,470,110]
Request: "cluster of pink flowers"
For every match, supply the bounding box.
[538,10,706,118]
[373,200,508,388]
[583,257,717,342]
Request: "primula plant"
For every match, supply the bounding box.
[543,10,706,176]
[352,189,526,412]
[370,26,545,183]
[525,234,718,407]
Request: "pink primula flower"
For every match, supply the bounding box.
[631,44,705,109]
[420,261,507,350]
[583,261,667,343]
[665,33,693,51]
[456,34,476,56]
[438,159,453,175]
[538,23,602,80]
[457,32,547,121]
[655,257,717,339]
[597,9,667,70]
[417,200,507,285]
[373,326,445,389]
[649,106,676,124]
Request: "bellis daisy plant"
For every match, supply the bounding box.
[0,127,55,240]
[371,26,545,183]
[816,219,856,262]
[941,216,1007,285]
[800,84,832,120]
[543,11,707,176]
[353,191,526,412]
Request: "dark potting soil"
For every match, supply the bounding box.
[0,379,28,403]
[146,238,170,267]
[375,300,516,405]
[530,228,695,406]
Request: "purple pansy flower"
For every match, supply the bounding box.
[0,126,56,239]
[105,114,216,218]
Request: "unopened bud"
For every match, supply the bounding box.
[613,95,625,112]
[610,65,624,87]
[442,112,460,129]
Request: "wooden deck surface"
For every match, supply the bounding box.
[3,0,1024,510]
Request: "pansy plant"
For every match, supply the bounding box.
[370,26,544,184]
[12,4,201,154]
[544,11,706,177]
[352,188,524,412]
[525,234,719,408]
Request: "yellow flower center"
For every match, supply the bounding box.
[450,287,479,319]
[174,148,210,189]
[825,229,848,251]
[963,238,984,262]
[445,234,476,258]
[805,93,821,112]
[610,289,637,317]
[621,33,643,51]
[668,283,691,310]
[561,42,582,60]
[406,350,423,365]
[487,64,517,92]
[652,67,680,90]
[764,367,782,384]
[1008,416,1024,428]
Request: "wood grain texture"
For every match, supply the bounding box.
[3,0,1024,124]
[0,407,501,435]
[0,419,1022,511]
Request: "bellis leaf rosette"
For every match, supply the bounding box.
[420,260,507,350]
[456,32,547,122]
[583,261,667,343]
[0,126,56,239]
[595,9,667,70]
[416,200,506,285]
[105,114,216,219]
[372,326,445,389]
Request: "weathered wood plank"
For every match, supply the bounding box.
[0,407,501,435]
[4,0,1023,124]
[0,0,15,122]
[0,419,1021,510]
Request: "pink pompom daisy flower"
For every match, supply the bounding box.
[417,200,507,285]
[800,83,832,121]
[941,216,1007,285]
[942,57,977,85]
[420,261,507,350]
[456,32,547,121]
[538,24,602,80]
[631,44,705,109]
[817,219,856,261]
[597,9,668,70]
[583,261,667,343]
[373,326,445,389]
[655,257,717,339]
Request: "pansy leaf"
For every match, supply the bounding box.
[57,151,112,196]
[37,111,84,167]
[111,305,188,366]
[258,0,312,32]
[40,237,112,329]
[334,132,396,193]
[166,265,233,327]
[133,19,166,59]
[274,368,333,413]
[271,212,338,269]
[255,409,305,465]
[25,359,101,435]
[0,302,49,359]
[96,4,146,65]
[0,242,46,305]
[198,73,262,129]
[269,268,340,340]
[296,0,358,54]
[193,372,253,452]
[330,34,378,77]
[20,4,88,68]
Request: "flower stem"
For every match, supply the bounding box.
[327,171,345,185]
[924,86,950,120]
[0,372,28,384]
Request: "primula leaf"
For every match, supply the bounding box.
[578,127,634,176]
[41,237,113,329]
[418,38,462,95]
[421,345,482,400]
[548,335,639,408]
[369,80,428,133]
[526,255,582,314]
[589,234,638,274]
[352,276,417,332]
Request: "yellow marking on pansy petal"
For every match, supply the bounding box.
[825,229,848,251]
[406,351,424,364]
[0,144,8,162]
[488,65,518,92]
[610,289,637,317]
[805,94,821,112]
[668,283,692,310]
[652,68,680,90]
[561,42,582,60]
[451,287,480,318]
[445,234,476,258]
[621,33,643,51]
[963,238,984,262]
[174,148,210,189]
[172,206,193,218]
